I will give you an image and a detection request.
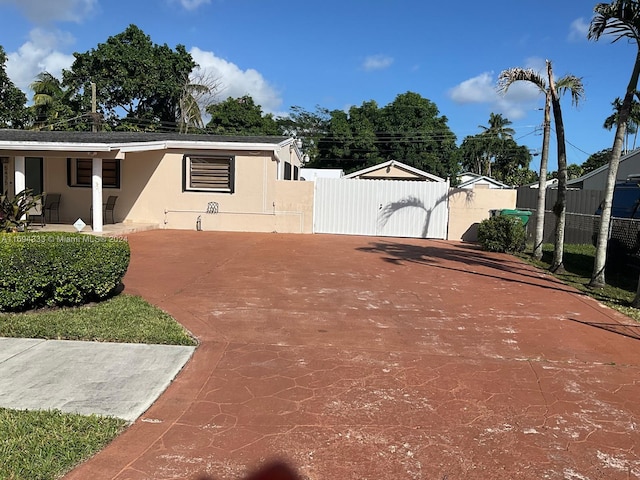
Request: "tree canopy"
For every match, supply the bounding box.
[0,46,29,128]
[307,92,459,179]
[206,95,280,135]
[62,24,196,131]
[458,113,534,185]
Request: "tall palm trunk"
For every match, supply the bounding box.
[590,50,640,288]
[533,92,552,260]
[548,61,568,273]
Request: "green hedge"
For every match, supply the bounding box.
[477,215,526,253]
[0,233,130,312]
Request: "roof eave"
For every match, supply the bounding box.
[0,141,113,152]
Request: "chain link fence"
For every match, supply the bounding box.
[522,209,640,255]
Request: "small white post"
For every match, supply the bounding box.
[14,156,25,195]
[92,157,103,232]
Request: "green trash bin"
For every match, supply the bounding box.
[499,209,532,226]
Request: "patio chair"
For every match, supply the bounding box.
[43,193,61,223]
[27,197,44,227]
[90,195,118,224]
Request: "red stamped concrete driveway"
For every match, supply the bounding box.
[65,231,640,480]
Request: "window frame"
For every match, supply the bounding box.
[67,158,121,189]
[183,154,235,193]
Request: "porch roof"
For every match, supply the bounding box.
[0,130,295,154]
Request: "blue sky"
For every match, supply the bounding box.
[0,0,635,172]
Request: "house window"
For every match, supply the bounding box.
[284,162,292,180]
[184,155,235,193]
[67,158,120,188]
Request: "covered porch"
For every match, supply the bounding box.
[2,151,122,234]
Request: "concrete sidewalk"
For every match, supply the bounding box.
[0,337,195,422]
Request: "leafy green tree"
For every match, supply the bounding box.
[567,163,584,179]
[582,148,612,173]
[492,140,533,185]
[0,46,29,128]
[376,92,458,179]
[312,92,458,178]
[206,95,280,135]
[458,134,487,174]
[587,1,640,292]
[315,101,381,171]
[62,24,196,131]
[278,105,330,163]
[458,113,531,185]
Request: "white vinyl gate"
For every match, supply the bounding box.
[313,178,450,239]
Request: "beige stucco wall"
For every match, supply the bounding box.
[447,187,517,242]
[125,149,310,233]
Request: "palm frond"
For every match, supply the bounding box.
[555,75,585,106]
[588,1,640,44]
[497,68,546,95]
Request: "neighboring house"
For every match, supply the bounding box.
[456,172,512,190]
[343,160,445,182]
[0,130,312,233]
[524,178,558,189]
[567,149,640,190]
[299,168,344,181]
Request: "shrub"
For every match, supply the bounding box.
[477,215,526,253]
[0,189,42,232]
[0,232,130,312]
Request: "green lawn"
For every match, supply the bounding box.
[522,243,640,322]
[0,294,196,479]
[0,294,196,345]
[0,408,126,480]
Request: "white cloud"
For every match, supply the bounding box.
[189,47,282,113]
[0,0,97,23]
[448,72,497,104]
[449,68,544,121]
[362,54,394,72]
[177,0,210,10]
[568,17,589,42]
[6,28,75,95]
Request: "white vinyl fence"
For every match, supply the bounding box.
[313,178,450,239]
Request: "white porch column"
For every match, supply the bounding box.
[14,156,25,195]
[92,157,103,232]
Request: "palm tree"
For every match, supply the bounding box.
[603,96,640,153]
[477,113,515,176]
[588,0,640,292]
[497,61,584,266]
[29,71,76,130]
[177,70,221,133]
[547,61,584,273]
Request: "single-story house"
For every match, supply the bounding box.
[343,160,445,182]
[456,172,511,189]
[568,148,640,190]
[0,130,313,233]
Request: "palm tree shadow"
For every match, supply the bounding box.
[357,240,581,295]
[377,188,473,238]
[566,318,640,341]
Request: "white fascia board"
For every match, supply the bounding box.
[163,141,281,152]
[115,140,284,154]
[0,141,112,152]
[115,141,168,153]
